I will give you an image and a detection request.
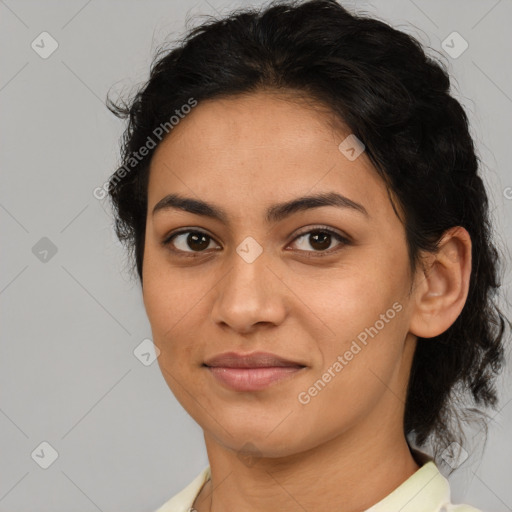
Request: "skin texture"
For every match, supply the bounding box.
[142,91,472,512]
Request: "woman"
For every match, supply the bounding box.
[106,1,509,510]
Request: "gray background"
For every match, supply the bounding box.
[1,0,511,511]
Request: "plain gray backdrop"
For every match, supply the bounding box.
[1,0,511,511]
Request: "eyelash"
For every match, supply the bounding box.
[161,226,351,259]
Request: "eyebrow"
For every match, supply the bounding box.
[152,191,369,224]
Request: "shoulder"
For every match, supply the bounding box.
[154,466,211,512]
[410,448,484,512]
[364,453,483,512]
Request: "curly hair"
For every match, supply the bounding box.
[105,0,509,467]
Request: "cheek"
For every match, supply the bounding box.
[142,270,206,410]
[141,251,216,385]
[298,249,411,397]
[296,302,408,442]
[142,242,193,326]
[142,253,193,356]
[303,261,407,346]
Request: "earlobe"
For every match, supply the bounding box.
[409,226,472,338]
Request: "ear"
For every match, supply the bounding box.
[409,226,472,338]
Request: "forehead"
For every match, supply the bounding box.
[150,91,342,167]
[147,91,393,222]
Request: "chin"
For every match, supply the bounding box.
[229,436,302,460]
[206,419,307,459]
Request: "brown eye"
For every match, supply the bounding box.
[308,231,332,251]
[163,230,220,254]
[290,228,350,254]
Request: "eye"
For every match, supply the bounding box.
[288,226,350,256]
[162,229,220,256]
[162,226,350,258]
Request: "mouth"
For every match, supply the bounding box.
[203,351,307,391]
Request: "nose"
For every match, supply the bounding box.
[210,244,288,334]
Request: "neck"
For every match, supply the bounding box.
[193,424,420,512]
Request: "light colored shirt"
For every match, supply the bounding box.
[154,449,482,512]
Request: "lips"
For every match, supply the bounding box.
[203,351,305,369]
[203,351,306,391]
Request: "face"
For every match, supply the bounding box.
[142,91,419,458]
